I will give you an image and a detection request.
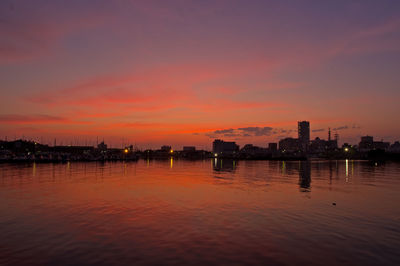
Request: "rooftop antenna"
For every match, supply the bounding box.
[328,128,331,141]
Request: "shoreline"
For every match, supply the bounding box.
[1,157,398,164]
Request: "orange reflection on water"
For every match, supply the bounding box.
[0,160,399,265]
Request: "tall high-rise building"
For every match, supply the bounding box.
[298,121,310,152]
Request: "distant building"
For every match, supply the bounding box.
[183,146,196,151]
[54,145,95,154]
[97,141,107,151]
[268,143,277,152]
[327,139,338,150]
[15,140,22,149]
[212,139,239,155]
[388,141,400,153]
[358,136,390,152]
[361,136,373,143]
[125,145,134,152]
[298,121,310,152]
[241,144,254,151]
[279,137,300,153]
[309,135,337,154]
[240,144,267,156]
[359,136,374,152]
[372,141,390,151]
[161,145,172,152]
[310,137,327,153]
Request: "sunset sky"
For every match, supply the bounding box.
[1,0,399,149]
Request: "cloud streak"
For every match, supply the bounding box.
[0,114,91,125]
[333,125,349,131]
[204,126,280,139]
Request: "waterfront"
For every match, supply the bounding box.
[0,160,399,265]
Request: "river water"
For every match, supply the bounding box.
[0,159,399,265]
